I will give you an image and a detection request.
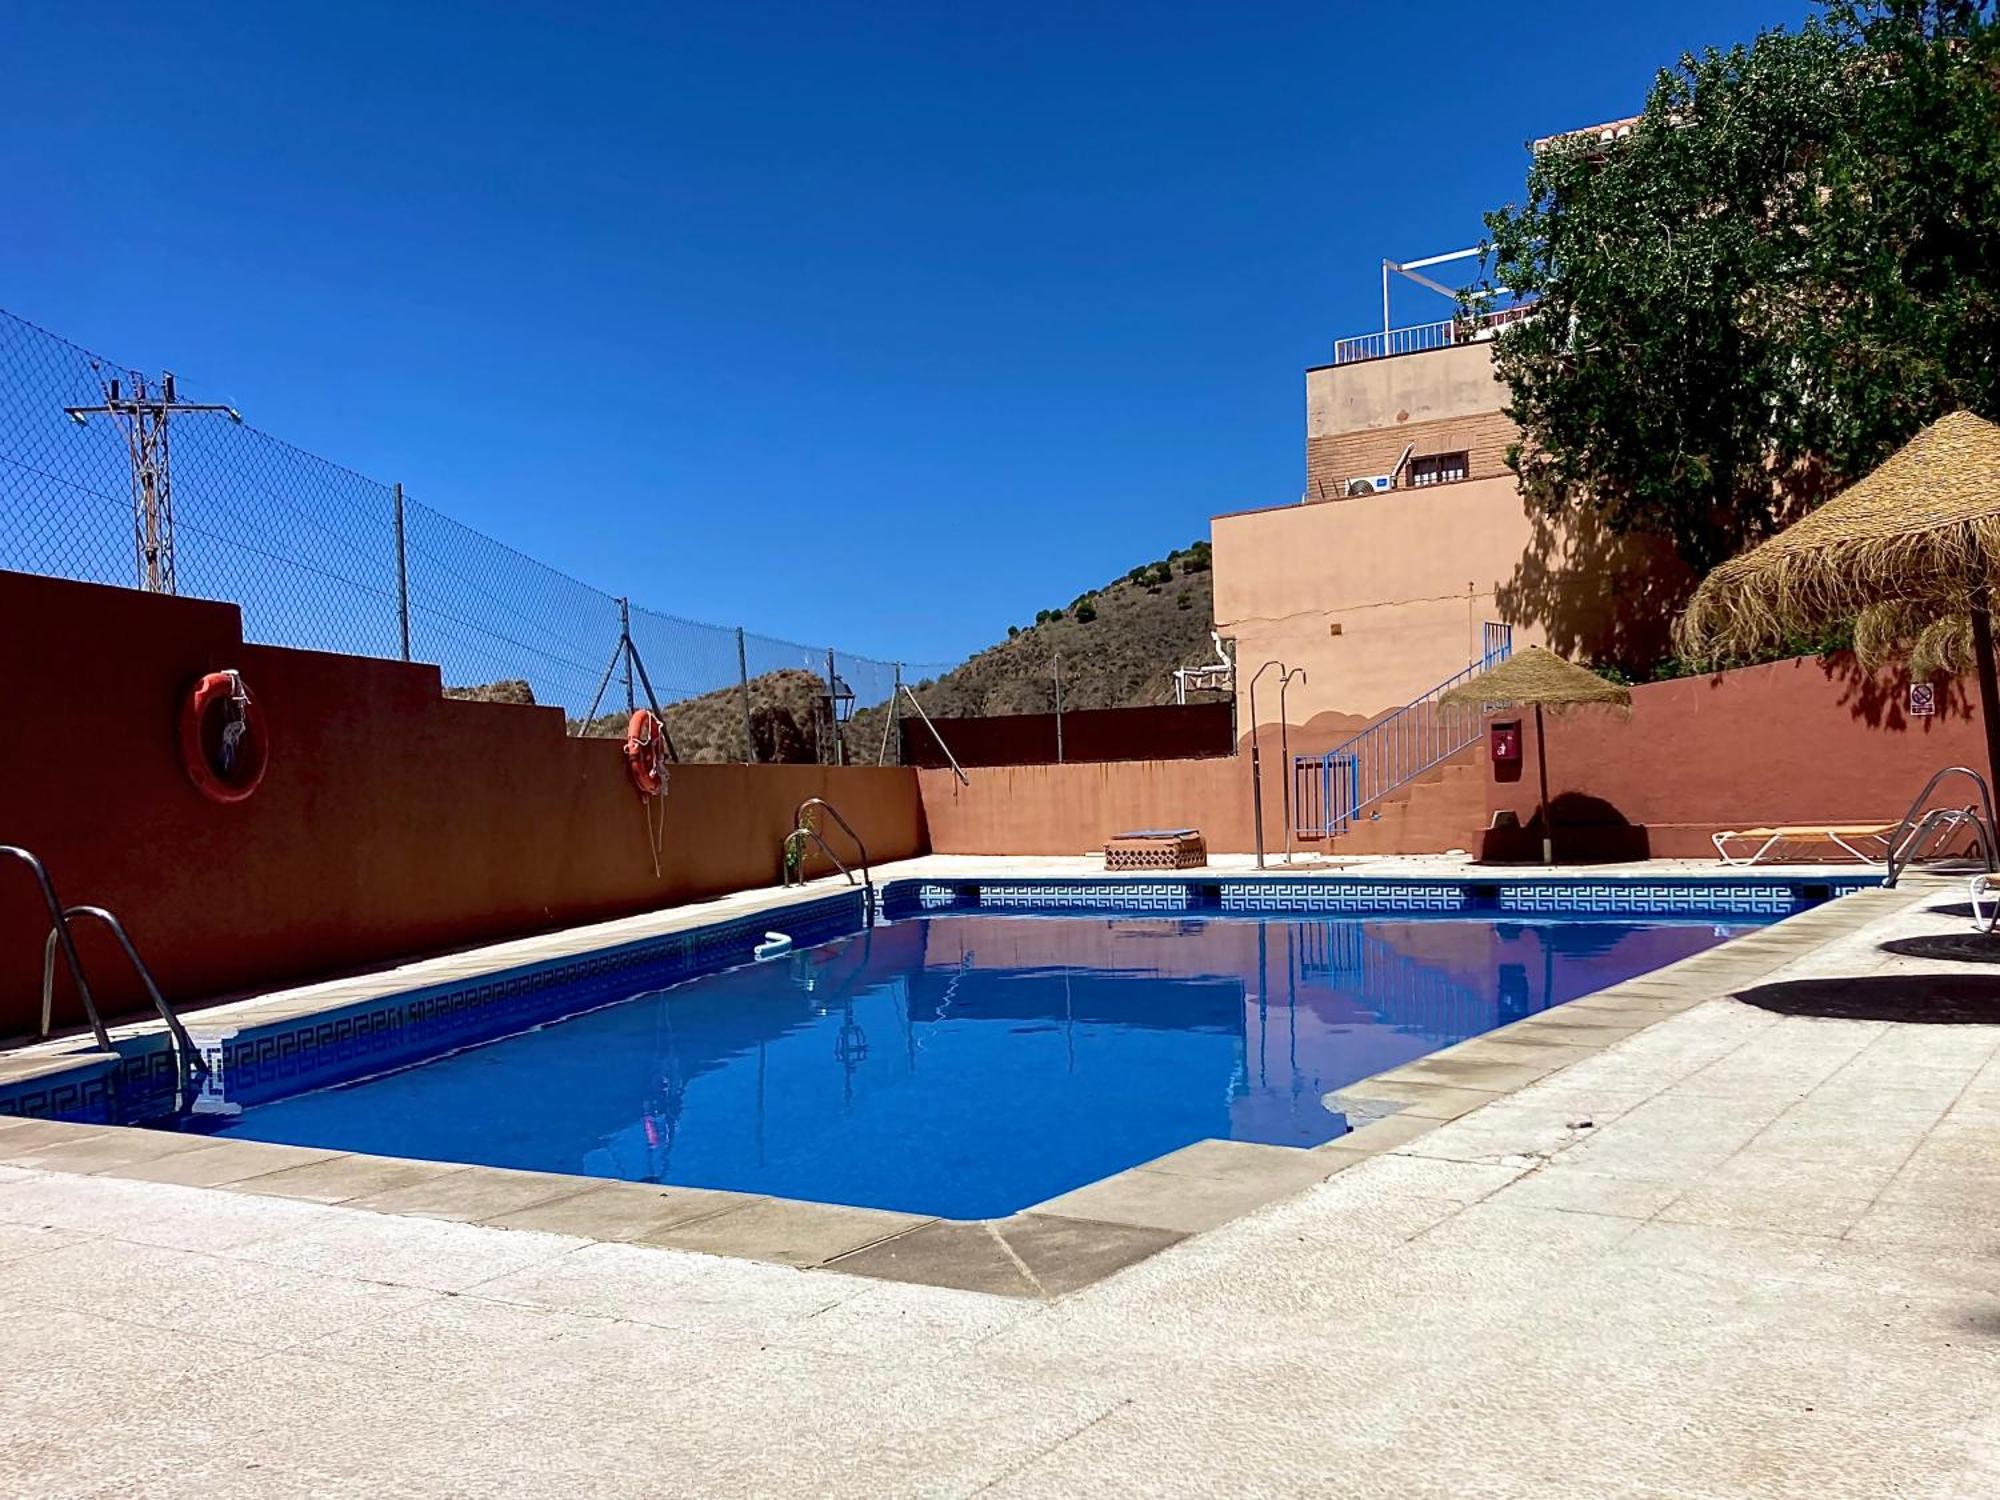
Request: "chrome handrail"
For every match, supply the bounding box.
[2,845,110,1050]
[40,908,205,1095]
[785,798,875,924]
[1885,767,2000,887]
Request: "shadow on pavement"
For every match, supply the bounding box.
[1735,972,2000,1022]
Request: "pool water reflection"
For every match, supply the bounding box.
[201,912,1754,1219]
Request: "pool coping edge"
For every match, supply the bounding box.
[0,876,1930,1301]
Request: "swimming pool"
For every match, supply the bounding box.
[175,902,1764,1219]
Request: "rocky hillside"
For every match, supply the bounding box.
[447,539,1228,764]
[894,540,1222,720]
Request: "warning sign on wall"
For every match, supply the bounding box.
[1910,682,1937,718]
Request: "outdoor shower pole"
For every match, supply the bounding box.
[736,627,755,764]
[1280,667,1306,865]
[1248,660,1285,870]
[392,482,410,662]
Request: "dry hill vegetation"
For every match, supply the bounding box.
[446,540,1228,763]
[885,540,1223,722]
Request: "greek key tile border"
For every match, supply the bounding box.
[1219,881,1469,912]
[1,889,867,1124]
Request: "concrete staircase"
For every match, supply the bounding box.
[1321,746,1488,856]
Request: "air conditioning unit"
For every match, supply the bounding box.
[1345,474,1394,498]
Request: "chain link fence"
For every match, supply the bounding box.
[0,308,953,760]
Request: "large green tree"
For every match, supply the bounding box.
[1481,1,2000,578]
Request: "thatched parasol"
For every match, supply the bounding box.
[1440,647,1632,864]
[1675,410,2000,792]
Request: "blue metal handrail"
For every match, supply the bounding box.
[1292,626,1512,840]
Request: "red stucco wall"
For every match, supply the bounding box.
[917,654,1985,864]
[1481,654,1984,859]
[0,570,925,1036]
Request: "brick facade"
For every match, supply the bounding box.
[1305,408,1518,505]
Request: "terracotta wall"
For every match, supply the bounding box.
[915,705,1475,858]
[918,655,1987,864]
[1213,481,1687,723]
[1482,654,1985,859]
[0,570,924,1036]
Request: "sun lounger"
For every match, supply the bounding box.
[1712,823,1897,865]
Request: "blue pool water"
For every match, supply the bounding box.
[191,910,1756,1219]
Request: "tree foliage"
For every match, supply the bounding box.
[1480,1,2000,574]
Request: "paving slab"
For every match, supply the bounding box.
[105,1139,345,1188]
[474,1179,762,1240]
[343,1165,593,1223]
[222,1152,471,1205]
[0,1125,212,1174]
[641,1195,933,1268]
[1031,1150,1334,1236]
[828,1213,1185,1298]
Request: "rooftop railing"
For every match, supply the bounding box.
[1330,303,1536,367]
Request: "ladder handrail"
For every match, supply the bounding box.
[786,797,876,923]
[40,907,203,1067]
[2,845,110,1051]
[1884,766,2000,887]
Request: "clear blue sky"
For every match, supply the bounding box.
[1,1,1811,662]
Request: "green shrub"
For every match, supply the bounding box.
[1075,601,1098,623]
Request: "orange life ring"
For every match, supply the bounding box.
[623,709,668,797]
[179,670,268,804]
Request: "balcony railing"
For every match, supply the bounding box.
[1330,303,1535,366]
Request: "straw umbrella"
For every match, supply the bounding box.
[1675,410,2000,795]
[1439,646,1632,865]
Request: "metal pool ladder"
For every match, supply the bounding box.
[782,798,876,925]
[1883,767,2000,888]
[3,845,206,1101]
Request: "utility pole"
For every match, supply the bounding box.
[64,370,242,594]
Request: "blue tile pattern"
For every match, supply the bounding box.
[1219,881,1469,912]
[978,882,1191,911]
[0,871,1879,1126]
[1495,882,1800,916]
[0,890,866,1124]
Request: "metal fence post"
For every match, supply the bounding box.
[392,482,411,661]
[736,627,755,763]
[1053,652,1064,763]
[619,597,633,714]
[878,663,901,766]
[825,648,842,766]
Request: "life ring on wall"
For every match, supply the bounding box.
[623,709,669,797]
[179,670,268,804]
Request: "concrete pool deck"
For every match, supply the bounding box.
[2,864,1997,1494]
